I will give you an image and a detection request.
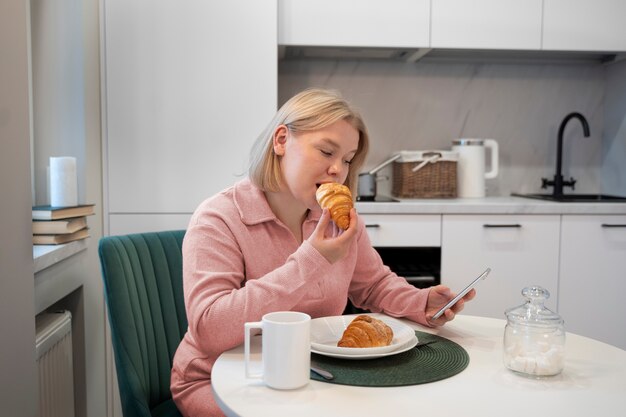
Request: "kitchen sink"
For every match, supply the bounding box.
[512,193,626,202]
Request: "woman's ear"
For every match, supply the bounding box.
[272,125,288,156]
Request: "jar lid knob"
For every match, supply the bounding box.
[505,286,563,325]
[522,286,550,304]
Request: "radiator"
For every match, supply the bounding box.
[35,311,75,417]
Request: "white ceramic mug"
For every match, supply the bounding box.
[244,311,311,390]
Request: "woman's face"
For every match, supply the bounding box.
[273,119,360,210]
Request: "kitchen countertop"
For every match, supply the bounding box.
[355,196,626,215]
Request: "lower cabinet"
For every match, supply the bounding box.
[558,215,626,350]
[355,210,626,349]
[441,214,560,320]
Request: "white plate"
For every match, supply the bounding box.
[311,335,419,360]
[310,315,415,355]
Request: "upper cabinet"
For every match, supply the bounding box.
[279,0,626,54]
[431,0,543,50]
[543,0,626,51]
[278,0,429,48]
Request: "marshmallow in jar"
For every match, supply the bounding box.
[503,286,565,377]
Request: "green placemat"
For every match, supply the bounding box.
[310,331,469,387]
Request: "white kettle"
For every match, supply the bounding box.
[452,139,499,198]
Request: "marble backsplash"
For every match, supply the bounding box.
[278,58,611,198]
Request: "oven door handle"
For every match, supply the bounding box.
[365,224,381,228]
[405,276,437,284]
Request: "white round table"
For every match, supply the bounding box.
[212,315,626,417]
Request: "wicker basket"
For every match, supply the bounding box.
[391,150,458,199]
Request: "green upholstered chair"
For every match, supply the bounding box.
[98,230,187,417]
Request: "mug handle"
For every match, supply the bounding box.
[244,321,263,379]
[484,139,499,179]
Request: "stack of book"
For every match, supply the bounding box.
[32,204,95,245]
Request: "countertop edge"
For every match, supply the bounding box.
[355,197,626,215]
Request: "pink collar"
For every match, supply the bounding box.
[233,178,322,226]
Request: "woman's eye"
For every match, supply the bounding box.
[344,160,352,165]
[320,150,332,157]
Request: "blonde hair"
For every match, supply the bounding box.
[249,88,369,195]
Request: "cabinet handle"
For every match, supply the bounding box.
[601,224,626,228]
[365,224,381,228]
[483,224,522,228]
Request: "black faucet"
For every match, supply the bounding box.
[542,112,590,197]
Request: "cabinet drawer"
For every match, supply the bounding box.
[360,214,441,247]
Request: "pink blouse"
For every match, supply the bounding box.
[171,178,430,416]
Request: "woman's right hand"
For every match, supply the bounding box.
[308,208,358,264]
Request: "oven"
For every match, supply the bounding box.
[343,212,442,314]
[374,246,440,288]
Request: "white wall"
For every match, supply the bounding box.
[0,0,38,415]
[30,0,86,206]
[603,59,626,196]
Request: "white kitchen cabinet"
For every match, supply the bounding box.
[543,0,626,51]
[430,0,542,50]
[558,215,626,350]
[278,0,429,48]
[360,214,441,247]
[103,0,277,232]
[441,215,560,319]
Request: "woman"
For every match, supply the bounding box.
[171,88,475,416]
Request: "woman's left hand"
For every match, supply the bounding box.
[425,285,476,327]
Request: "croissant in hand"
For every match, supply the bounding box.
[337,315,393,348]
[315,183,353,230]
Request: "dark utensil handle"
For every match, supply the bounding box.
[601,224,626,228]
[365,224,381,228]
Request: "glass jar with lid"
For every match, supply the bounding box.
[503,286,565,377]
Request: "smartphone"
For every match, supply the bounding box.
[432,267,491,320]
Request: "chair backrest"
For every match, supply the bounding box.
[99,230,187,417]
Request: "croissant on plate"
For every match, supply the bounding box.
[315,183,353,230]
[337,315,394,348]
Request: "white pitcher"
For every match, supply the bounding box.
[452,139,499,198]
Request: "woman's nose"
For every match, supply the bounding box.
[327,160,339,175]
[328,159,346,178]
